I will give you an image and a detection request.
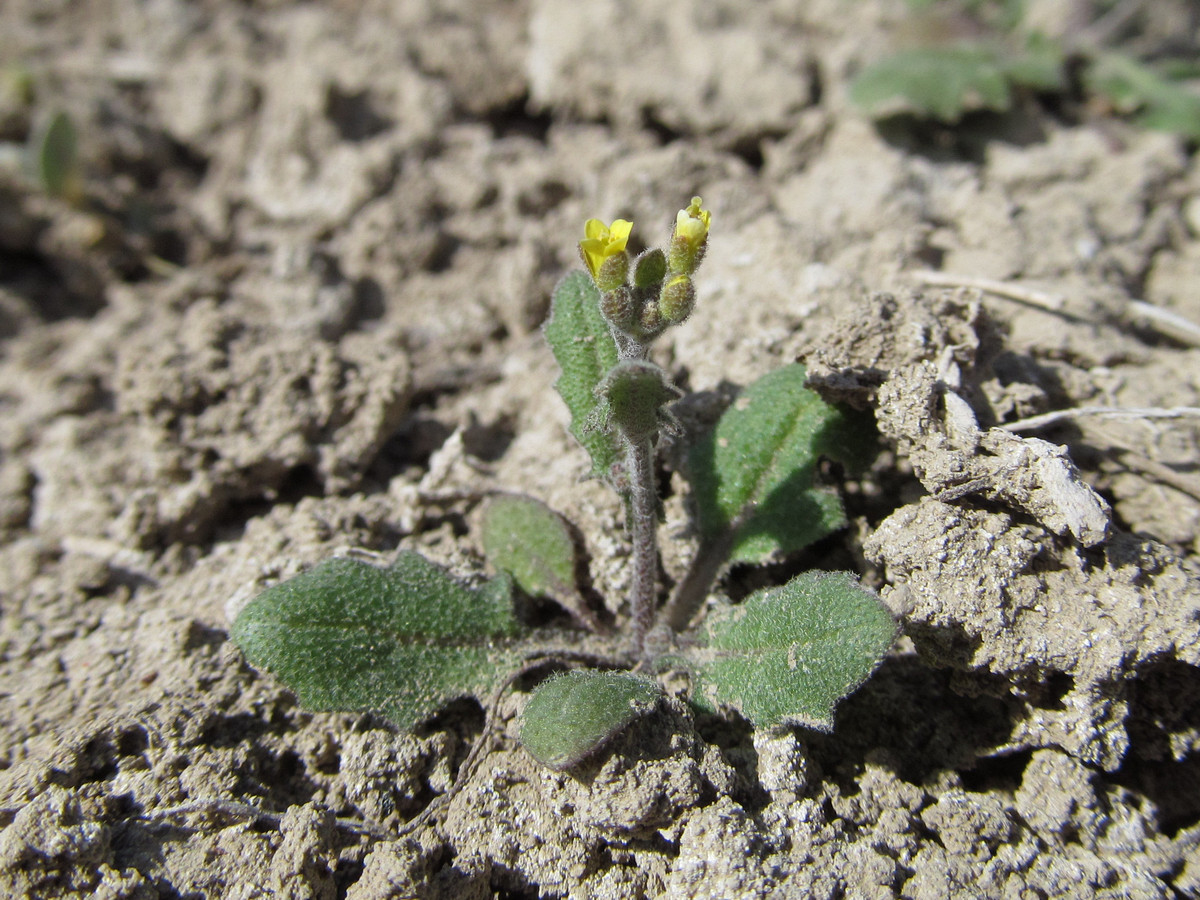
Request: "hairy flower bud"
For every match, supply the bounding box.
[632,248,667,289]
[600,285,637,332]
[595,250,630,292]
[639,297,664,337]
[658,275,695,324]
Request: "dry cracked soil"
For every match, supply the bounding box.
[1,1,1200,898]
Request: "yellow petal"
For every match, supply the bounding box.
[580,217,634,279]
[676,197,710,240]
[607,219,633,251]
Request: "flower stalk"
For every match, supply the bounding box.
[580,198,710,657]
[625,433,658,653]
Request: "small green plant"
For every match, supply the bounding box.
[0,106,80,200]
[850,4,1200,140]
[27,110,80,200]
[232,198,895,778]
[0,85,83,201]
[850,37,1065,122]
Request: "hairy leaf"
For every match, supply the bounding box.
[520,669,663,770]
[481,495,577,600]
[231,552,525,729]
[481,494,605,632]
[544,270,621,480]
[599,360,681,442]
[683,571,896,731]
[689,364,874,565]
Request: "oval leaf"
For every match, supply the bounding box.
[29,110,78,199]
[481,494,605,632]
[520,669,663,770]
[689,364,874,564]
[231,551,525,729]
[683,571,896,731]
[481,494,577,599]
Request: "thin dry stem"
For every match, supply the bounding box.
[909,270,1200,348]
[1001,406,1200,433]
[909,270,1065,310]
[1003,405,1200,502]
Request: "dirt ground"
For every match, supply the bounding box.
[1,1,1199,897]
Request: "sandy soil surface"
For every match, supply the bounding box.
[1,1,1199,897]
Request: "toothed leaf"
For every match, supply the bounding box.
[682,571,896,731]
[544,270,622,480]
[520,670,663,769]
[851,38,1065,124]
[231,552,525,729]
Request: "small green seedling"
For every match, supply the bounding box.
[19,109,81,200]
[0,103,83,201]
[232,198,895,780]
[850,38,1065,123]
[849,7,1200,140]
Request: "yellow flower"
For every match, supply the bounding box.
[579,217,633,280]
[669,196,710,275]
[674,196,711,244]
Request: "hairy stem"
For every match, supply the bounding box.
[610,325,650,364]
[625,433,658,657]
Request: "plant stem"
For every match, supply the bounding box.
[625,433,658,658]
[660,531,732,632]
[613,330,647,362]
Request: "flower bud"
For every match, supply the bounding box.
[595,250,630,292]
[600,285,637,332]
[639,297,664,336]
[658,274,695,324]
[632,248,667,289]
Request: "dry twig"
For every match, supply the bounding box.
[1001,406,1200,503]
[1001,406,1200,433]
[909,270,1200,347]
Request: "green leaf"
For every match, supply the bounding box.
[682,571,896,731]
[598,360,682,442]
[1003,33,1067,92]
[481,495,578,600]
[231,552,525,730]
[850,45,1014,121]
[520,669,663,769]
[544,270,622,480]
[689,364,874,565]
[480,493,607,632]
[1085,51,1200,141]
[28,110,78,199]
